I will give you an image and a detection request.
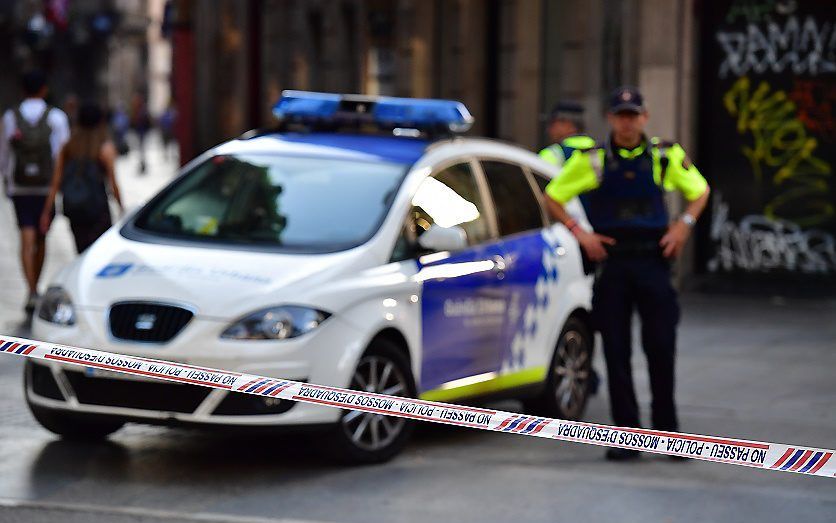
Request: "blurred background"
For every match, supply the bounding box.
[3,0,833,293]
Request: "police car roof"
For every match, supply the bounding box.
[218,132,430,165]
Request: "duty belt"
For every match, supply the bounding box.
[605,240,663,258]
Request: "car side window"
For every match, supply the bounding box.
[410,162,491,248]
[532,172,549,196]
[531,172,554,224]
[390,222,415,262]
[481,160,544,236]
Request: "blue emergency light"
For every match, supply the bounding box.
[273,90,474,134]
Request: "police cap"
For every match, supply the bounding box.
[544,101,584,123]
[608,86,645,114]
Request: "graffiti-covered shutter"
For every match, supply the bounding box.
[698,1,836,281]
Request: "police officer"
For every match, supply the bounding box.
[543,86,710,461]
[539,101,596,168]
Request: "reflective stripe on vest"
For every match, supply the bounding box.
[541,145,566,167]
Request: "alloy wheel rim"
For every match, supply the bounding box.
[341,355,408,451]
[552,330,589,418]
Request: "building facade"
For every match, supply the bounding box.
[171,0,836,290]
[0,0,153,121]
[175,0,696,167]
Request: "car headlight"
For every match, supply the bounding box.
[220,306,331,340]
[37,287,76,326]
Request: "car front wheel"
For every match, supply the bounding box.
[326,338,416,464]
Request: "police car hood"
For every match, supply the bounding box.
[68,228,368,318]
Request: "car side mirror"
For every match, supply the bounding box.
[417,224,468,252]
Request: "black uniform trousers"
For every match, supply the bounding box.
[592,255,680,431]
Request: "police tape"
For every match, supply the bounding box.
[1,334,833,478]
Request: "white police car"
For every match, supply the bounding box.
[30,92,594,463]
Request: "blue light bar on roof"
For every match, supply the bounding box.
[272,91,474,134]
[272,91,341,120]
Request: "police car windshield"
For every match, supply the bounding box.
[132,153,407,253]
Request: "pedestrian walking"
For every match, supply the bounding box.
[0,70,70,314]
[40,101,123,253]
[539,101,595,168]
[110,102,131,156]
[159,102,177,161]
[543,86,711,461]
[129,93,151,174]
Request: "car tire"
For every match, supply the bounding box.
[524,316,593,421]
[325,338,416,465]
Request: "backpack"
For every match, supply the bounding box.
[11,106,54,187]
[60,157,109,224]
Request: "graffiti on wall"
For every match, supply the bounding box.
[717,14,836,78]
[724,0,798,24]
[722,76,832,227]
[789,79,836,139]
[709,193,836,273]
[703,1,835,276]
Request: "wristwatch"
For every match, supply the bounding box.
[680,213,696,227]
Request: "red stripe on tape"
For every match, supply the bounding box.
[237,378,260,391]
[307,383,496,415]
[132,356,243,377]
[558,421,770,450]
[772,448,795,469]
[529,419,549,435]
[789,450,814,472]
[253,382,274,394]
[269,384,294,397]
[808,452,832,475]
[44,355,234,389]
[290,395,490,429]
[496,416,516,431]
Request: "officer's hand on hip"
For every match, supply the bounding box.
[660,221,691,258]
[575,228,616,262]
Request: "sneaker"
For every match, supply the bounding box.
[605,448,640,461]
[24,293,38,314]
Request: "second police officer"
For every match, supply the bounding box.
[539,101,596,169]
[543,87,711,461]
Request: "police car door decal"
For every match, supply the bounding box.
[418,242,507,392]
[499,228,565,377]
